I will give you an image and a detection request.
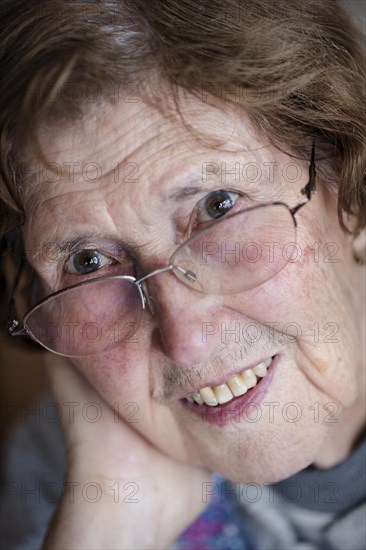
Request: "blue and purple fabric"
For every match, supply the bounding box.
[173,475,255,550]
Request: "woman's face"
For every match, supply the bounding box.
[22,94,365,483]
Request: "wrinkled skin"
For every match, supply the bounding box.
[23,92,365,485]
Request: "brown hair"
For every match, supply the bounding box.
[0,0,365,239]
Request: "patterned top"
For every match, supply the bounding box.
[173,475,255,550]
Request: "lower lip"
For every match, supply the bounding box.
[181,355,279,426]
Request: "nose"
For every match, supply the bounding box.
[145,270,224,368]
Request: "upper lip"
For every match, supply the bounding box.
[175,355,275,400]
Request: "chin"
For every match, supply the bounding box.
[187,420,330,485]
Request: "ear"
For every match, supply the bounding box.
[352,227,366,264]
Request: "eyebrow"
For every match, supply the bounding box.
[164,185,207,202]
[163,161,265,203]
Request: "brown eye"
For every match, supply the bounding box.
[198,190,238,220]
[65,249,112,275]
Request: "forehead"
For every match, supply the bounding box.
[21,92,299,260]
[24,92,265,197]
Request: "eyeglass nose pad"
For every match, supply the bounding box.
[140,280,156,315]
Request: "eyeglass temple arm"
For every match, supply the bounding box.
[7,255,27,336]
[291,139,316,216]
[8,323,28,336]
[301,139,316,200]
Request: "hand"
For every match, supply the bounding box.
[43,354,212,549]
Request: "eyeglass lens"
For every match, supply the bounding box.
[24,277,143,356]
[24,204,296,356]
[171,203,296,294]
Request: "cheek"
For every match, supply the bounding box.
[224,247,336,337]
[72,337,150,404]
[224,237,359,406]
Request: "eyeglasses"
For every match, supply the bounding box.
[8,142,316,357]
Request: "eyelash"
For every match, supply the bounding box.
[185,188,252,231]
[195,190,239,220]
[62,247,135,282]
[64,249,114,275]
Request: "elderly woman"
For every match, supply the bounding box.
[0,0,365,548]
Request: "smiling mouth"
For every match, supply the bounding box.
[184,356,273,407]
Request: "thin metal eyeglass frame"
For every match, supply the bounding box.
[8,140,316,344]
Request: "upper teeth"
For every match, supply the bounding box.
[186,357,272,407]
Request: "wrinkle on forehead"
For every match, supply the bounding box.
[21,91,302,262]
[23,88,264,178]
